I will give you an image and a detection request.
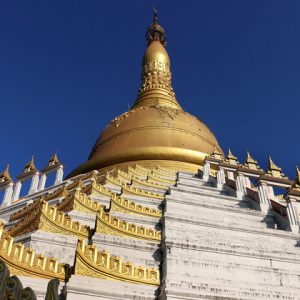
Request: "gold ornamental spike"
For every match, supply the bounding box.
[16,155,38,180]
[226,149,238,165]
[209,145,223,160]
[25,155,37,172]
[266,156,285,178]
[132,10,181,110]
[0,164,13,184]
[243,151,261,171]
[291,165,300,191]
[42,152,62,173]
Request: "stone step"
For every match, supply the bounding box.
[166,193,263,218]
[67,275,158,300]
[165,225,300,260]
[164,278,300,300]
[165,208,271,232]
[176,181,229,195]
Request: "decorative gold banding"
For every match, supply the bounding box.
[85,181,113,198]
[74,239,159,285]
[110,194,162,218]
[128,166,149,177]
[132,176,168,191]
[57,190,104,215]
[155,165,177,175]
[95,208,161,242]
[6,201,89,239]
[147,173,175,185]
[150,170,176,181]
[0,223,65,280]
[104,174,164,200]
[122,184,164,200]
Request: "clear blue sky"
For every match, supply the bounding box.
[1,1,300,181]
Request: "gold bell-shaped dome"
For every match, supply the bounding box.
[69,12,223,177]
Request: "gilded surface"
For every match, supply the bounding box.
[110,194,162,218]
[95,208,161,241]
[242,152,262,171]
[67,15,223,177]
[57,189,104,215]
[266,156,287,179]
[0,223,65,280]
[74,240,159,285]
[6,201,89,239]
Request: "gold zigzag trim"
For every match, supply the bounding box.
[0,223,65,280]
[6,201,89,239]
[128,166,149,177]
[105,174,164,200]
[95,208,161,242]
[131,176,168,190]
[86,181,112,198]
[57,189,104,215]
[135,165,151,174]
[110,194,162,218]
[155,165,177,175]
[114,169,132,181]
[151,170,177,181]
[75,239,159,285]
[147,173,176,185]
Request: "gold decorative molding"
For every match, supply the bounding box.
[84,180,112,198]
[104,173,128,187]
[132,176,168,190]
[135,165,151,174]
[153,166,177,178]
[6,201,89,239]
[9,187,69,222]
[74,239,160,285]
[57,189,104,215]
[80,170,99,182]
[9,198,44,222]
[66,179,85,191]
[45,187,69,201]
[114,169,132,182]
[0,223,65,280]
[95,208,161,242]
[150,170,176,181]
[128,166,149,177]
[110,194,162,218]
[122,183,164,200]
[105,174,164,200]
[147,173,175,185]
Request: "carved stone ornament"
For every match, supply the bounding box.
[0,259,37,300]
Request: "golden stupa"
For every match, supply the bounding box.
[69,13,223,177]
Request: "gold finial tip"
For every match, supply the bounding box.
[146,8,166,47]
[152,6,158,19]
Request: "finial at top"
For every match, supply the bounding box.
[146,7,167,47]
[152,6,158,22]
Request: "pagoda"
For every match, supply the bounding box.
[0,11,300,300]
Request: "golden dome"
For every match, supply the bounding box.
[68,13,223,177]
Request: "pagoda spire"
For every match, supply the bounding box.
[132,9,182,110]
